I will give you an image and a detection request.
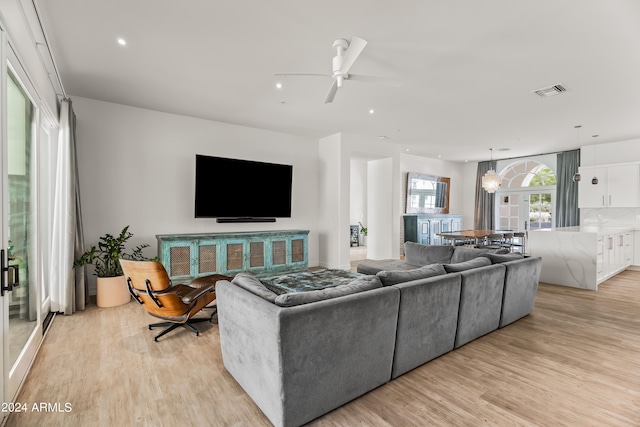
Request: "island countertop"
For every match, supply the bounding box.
[528,226,636,291]
[529,225,635,235]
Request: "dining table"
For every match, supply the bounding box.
[436,229,497,246]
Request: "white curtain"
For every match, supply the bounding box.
[50,99,86,315]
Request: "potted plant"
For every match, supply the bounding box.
[74,226,152,307]
[358,222,368,247]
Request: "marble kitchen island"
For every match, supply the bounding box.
[528,226,634,290]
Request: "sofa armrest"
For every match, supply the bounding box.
[499,256,542,327]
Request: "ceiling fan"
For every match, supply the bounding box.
[275,36,369,104]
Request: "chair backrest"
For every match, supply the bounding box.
[120,259,190,317]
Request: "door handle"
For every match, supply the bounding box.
[1,249,13,296]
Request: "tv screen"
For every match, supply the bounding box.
[195,154,293,219]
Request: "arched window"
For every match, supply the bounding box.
[500,160,557,188]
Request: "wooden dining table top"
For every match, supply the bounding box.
[437,230,497,238]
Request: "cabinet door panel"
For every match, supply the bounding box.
[198,244,217,274]
[226,242,245,271]
[578,166,608,208]
[608,164,640,207]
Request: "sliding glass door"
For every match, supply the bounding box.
[1,42,48,413]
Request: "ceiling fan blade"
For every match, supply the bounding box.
[274,72,331,78]
[339,37,368,74]
[324,80,338,104]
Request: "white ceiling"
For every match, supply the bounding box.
[35,0,640,162]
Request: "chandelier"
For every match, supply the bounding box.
[482,148,501,193]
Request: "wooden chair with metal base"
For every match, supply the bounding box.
[120,259,217,342]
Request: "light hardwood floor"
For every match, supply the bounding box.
[6,270,640,426]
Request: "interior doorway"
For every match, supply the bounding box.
[349,156,369,263]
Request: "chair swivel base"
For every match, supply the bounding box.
[149,308,216,342]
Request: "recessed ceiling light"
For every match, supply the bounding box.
[117,38,127,46]
[378,135,388,140]
[464,160,469,163]
[275,82,282,89]
[437,155,442,158]
[369,109,375,114]
[497,148,511,151]
[405,148,410,152]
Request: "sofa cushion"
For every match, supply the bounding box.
[450,246,509,263]
[404,242,454,266]
[356,259,418,275]
[481,253,525,264]
[274,275,383,307]
[376,264,447,286]
[231,272,278,303]
[443,256,491,273]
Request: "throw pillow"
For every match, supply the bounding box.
[404,241,454,266]
[450,246,509,263]
[274,275,382,307]
[376,264,447,286]
[480,253,524,264]
[443,256,491,273]
[231,272,278,303]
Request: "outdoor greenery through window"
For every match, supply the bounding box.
[529,193,552,228]
[500,161,556,188]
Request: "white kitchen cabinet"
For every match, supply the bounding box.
[635,231,640,266]
[578,164,640,208]
[602,231,633,280]
[596,236,604,281]
[623,231,634,267]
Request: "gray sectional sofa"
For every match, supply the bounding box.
[216,242,542,427]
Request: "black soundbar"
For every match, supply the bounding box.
[216,217,276,223]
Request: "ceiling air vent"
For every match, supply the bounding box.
[532,84,568,97]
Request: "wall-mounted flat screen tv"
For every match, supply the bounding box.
[195,154,293,221]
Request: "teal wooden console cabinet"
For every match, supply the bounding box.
[156,230,309,282]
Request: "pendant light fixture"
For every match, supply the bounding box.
[481,148,501,193]
[591,135,599,185]
[572,125,582,182]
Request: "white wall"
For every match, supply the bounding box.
[349,159,367,227]
[73,97,320,292]
[368,158,394,259]
[462,162,478,229]
[318,134,342,268]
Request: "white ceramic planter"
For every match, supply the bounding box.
[96,276,131,308]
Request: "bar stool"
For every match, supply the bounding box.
[511,232,526,253]
[501,232,514,250]
[476,233,503,249]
